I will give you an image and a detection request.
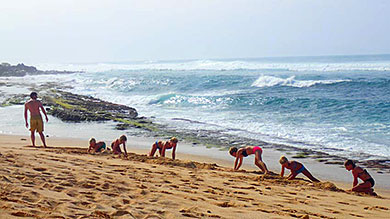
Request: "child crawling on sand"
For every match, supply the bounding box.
[279,156,319,182]
[149,137,178,160]
[229,146,269,174]
[88,138,107,153]
[344,159,375,195]
[111,135,128,157]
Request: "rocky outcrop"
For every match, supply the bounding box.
[43,90,138,122]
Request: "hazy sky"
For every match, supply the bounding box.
[1,0,389,63]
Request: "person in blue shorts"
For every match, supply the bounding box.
[279,156,319,182]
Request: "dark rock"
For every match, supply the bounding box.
[0,62,77,77]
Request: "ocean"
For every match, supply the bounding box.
[3,54,390,161]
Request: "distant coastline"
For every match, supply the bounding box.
[0,62,78,77]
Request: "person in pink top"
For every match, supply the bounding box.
[229,146,269,174]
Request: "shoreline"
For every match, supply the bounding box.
[0,77,389,191]
[3,133,390,194]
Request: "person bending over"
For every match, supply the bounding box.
[279,156,319,182]
[88,138,107,153]
[149,137,178,160]
[229,146,268,174]
[111,135,128,157]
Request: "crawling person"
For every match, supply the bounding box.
[88,138,107,153]
[344,159,375,195]
[149,137,178,160]
[111,135,128,157]
[229,146,269,174]
[279,156,319,182]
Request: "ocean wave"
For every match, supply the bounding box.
[33,59,390,72]
[148,92,234,107]
[251,75,350,88]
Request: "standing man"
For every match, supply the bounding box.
[24,92,48,147]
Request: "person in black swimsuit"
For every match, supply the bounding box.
[344,160,375,195]
[149,137,178,160]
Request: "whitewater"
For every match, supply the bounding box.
[6,55,390,160]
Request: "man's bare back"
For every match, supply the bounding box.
[25,99,44,117]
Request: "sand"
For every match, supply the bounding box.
[0,134,390,219]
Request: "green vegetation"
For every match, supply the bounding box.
[113,118,159,132]
[51,97,87,111]
[292,152,310,159]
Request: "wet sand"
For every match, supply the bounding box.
[1,134,390,218]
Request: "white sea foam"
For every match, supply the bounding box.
[251,75,350,88]
[33,59,390,72]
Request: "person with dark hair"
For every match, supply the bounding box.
[111,135,128,157]
[344,159,375,195]
[149,137,178,160]
[229,146,268,174]
[24,92,48,147]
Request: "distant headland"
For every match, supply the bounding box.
[0,62,78,77]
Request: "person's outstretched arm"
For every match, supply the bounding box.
[280,166,285,177]
[39,101,48,122]
[172,145,176,160]
[352,168,360,187]
[287,172,297,180]
[24,104,28,128]
[123,142,128,157]
[233,151,243,170]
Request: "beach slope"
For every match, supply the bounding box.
[0,135,389,219]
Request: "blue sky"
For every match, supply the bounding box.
[1,0,389,63]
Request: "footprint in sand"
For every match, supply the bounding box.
[111,210,135,218]
[33,167,47,172]
[59,182,74,187]
[350,213,364,217]
[53,186,66,192]
[11,211,34,217]
[66,190,78,198]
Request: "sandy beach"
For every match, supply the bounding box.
[1,134,389,219]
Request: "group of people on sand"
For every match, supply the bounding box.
[228,145,376,195]
[228,145,319,182]
[87,135,178,160]
[24,92,376,195]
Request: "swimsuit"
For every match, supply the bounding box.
[365,178,375,187]
[291,161,305,174]
[296,165,306,174]
[156,141,172,150]
[242,150,248,157]
[96,142,106,152]
[359,169,375,187]
[252,146,262,154]
[30,115,43,132]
